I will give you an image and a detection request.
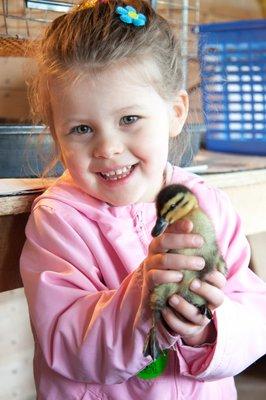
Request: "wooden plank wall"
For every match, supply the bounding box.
[0,57,31,122]
[0,214,27,291]
[201,0,263,22]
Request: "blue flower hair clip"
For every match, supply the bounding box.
[115,5,147,27]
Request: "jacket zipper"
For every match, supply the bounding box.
[134,209,150,254]
[173,349,180,399]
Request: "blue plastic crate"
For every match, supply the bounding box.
[198,20,266,155]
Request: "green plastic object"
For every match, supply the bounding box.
[137,351,169,380]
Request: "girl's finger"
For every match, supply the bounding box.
[145,252,205,272]
[161,306,204,337]
[149,233,204,254]
[168,295,209,327]
[190,279,224,309]
[147,270,183,288]
[204,270,227,289]
[166,218,193,234]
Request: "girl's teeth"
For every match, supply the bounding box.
[100,165,133,180]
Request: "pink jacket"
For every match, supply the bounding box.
[20,165,266,400]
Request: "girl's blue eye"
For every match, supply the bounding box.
[71,125,92,135]
[121,115,139,125]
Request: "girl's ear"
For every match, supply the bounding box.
[169,90,189,138]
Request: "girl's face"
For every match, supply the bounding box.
[50,61,188,206]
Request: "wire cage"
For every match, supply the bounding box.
[0,1,75,38]
[0,1,77,55]
[151,1,202,166]
[152,1,200,89]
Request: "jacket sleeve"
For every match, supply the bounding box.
[175,187,266,380]
[20,203,176,384]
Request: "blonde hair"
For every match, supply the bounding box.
[28,0,188,169]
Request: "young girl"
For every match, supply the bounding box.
[20,1,266,399]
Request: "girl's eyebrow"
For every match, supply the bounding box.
[115,104,147,113]
[61,119,90,128]
[62,105,144,123]
[60,105,148,128]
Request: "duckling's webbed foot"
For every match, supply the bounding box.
[143,327,162,361]
[198,304,213,320]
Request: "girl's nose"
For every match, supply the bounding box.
[93,134,125,159]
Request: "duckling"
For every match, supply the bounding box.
[144,184,227,360]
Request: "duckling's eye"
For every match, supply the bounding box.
[71,125,92,135]
[169,197,185,211]
[120,115,139,125]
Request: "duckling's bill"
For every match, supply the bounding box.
[151,217,169,237]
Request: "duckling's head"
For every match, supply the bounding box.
[151,184,198,237]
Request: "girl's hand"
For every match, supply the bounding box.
[145,219,205,290]
[144,218,226,346]
[162,270,226,346]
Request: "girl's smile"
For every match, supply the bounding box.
[50,61,187,205]
[98,163,137,181]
